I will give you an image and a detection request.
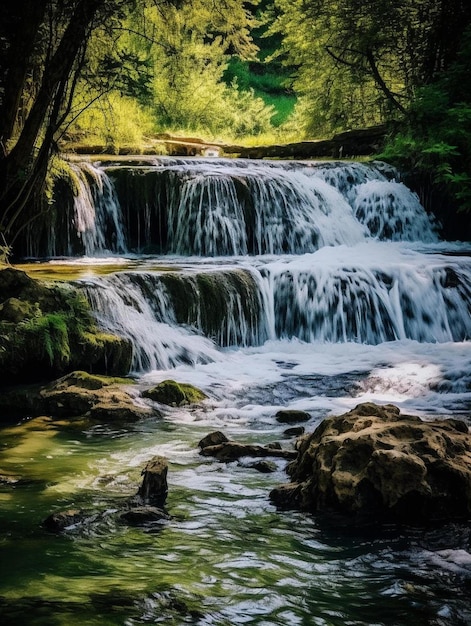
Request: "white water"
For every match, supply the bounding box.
[67,158,439,256]
[70,162,127,256]
[63,157,470,418]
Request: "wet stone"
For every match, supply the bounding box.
[284,426,305,437]
[120,506,170,526]
[275,410,311,424]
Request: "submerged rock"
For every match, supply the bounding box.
[247,460,278,473]
[143,379,207,406]
[283,426,305,437]
[43,509,89,532]
[45,456,171,533]
[200,432,297,461]
[275,409,311,424]
[120,506,170,526]
[270,402,471,524]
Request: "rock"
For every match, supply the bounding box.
[200,441,297,462]
[43,509,88,532]
[248,460,277,473]
[198,431,229,449]
[43,457,171,535]
[0,371,154,422]
[120,506,170,526]
[0,267,132,384]
[0,473,21,485]
[137,456,168,506]
[0,297,37,322]
[270,403,471,523]
[284,426,305,437]
[275,410,311,424]
[225,125,388,159]
[143,379,207,406]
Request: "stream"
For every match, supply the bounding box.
[1,157,471,625]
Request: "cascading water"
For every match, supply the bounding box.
[80,243,471,371]
[32,157,439,257]
[3,156,471,626]
[70,162,127,256]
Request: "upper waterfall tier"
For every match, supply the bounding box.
[23,158,439,258]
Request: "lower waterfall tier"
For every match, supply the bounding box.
[80,244,471,372]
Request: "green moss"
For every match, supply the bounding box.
[52,371,134,390]
[23,313,71,367]
[0,268,132,384]
[143,380,207,406]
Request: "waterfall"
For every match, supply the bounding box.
[40,155,468,376]
[71,162,127,256]
[80,245,471,371]
[81,268,267,371]
[353,181,438,242]
[26,156,439,258]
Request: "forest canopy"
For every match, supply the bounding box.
[0,0,470,251]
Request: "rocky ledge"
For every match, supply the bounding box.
[0,267,132,384]
[0,371,154,422]
[270,403,471,524]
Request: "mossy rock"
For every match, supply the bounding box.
[0,267,132,384]
[48,370,133,391]
[0,371,148,422]
[143,380,207,406]
[0,297,38,322]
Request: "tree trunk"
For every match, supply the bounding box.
[0,0,49,145]
[0,0,106,242]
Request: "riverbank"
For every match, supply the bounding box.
[0,267,131,386]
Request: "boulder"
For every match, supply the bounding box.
[137,456,168,506]
[143,379,207,406]
[0,371,154,422]
[270,402,471,524]
[276,410,311,424]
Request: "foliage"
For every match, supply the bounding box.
[68,92,154,150]
[135,0,275,138]
[380,26,471,213]
[268,0,471,137]
[23,313,71,367]
[0,269,132,381]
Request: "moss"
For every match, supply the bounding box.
[143,379,207,406]
[0,267,132,385]
[51,371,134,391]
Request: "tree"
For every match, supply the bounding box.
[0,0,270,250]
[270,0,471,136]
[0,0,126,247]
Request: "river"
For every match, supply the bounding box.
[1,157,471,625]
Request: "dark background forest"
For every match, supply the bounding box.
[1,0,470,254]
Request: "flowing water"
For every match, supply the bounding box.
[1,158,471,625]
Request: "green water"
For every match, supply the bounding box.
[2,407,471,626]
